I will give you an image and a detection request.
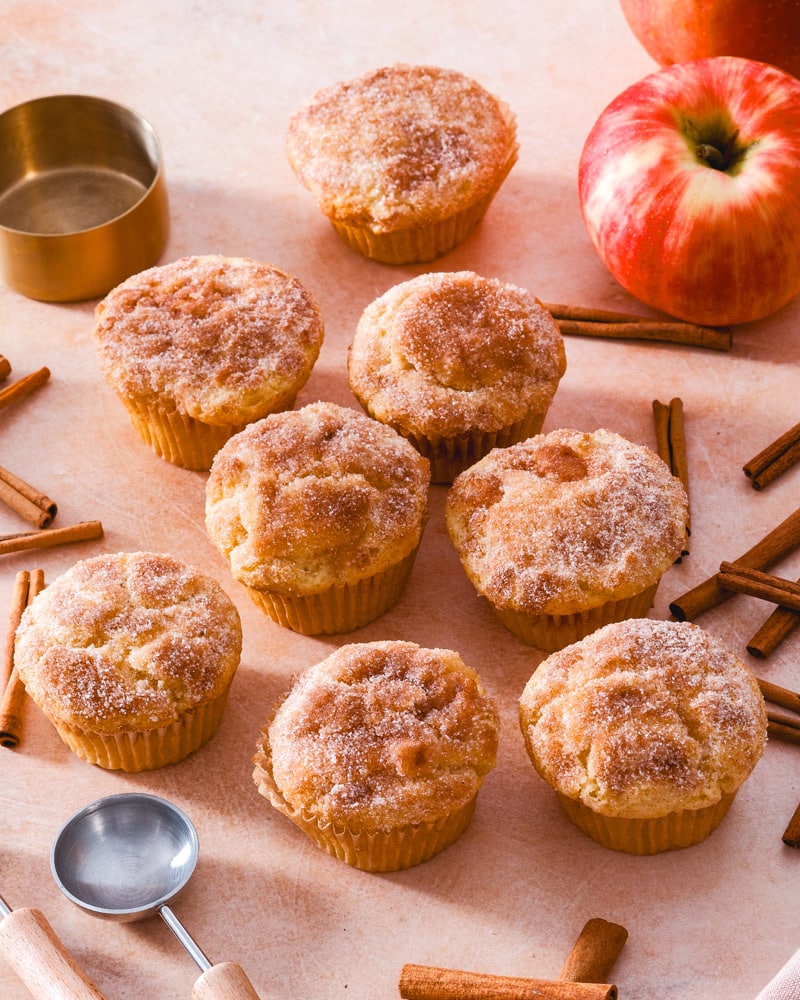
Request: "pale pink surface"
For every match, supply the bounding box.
[1,3,799,999]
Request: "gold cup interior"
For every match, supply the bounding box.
[0,94,169,302]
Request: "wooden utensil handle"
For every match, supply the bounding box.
[0,907,106,999]
[192,961,263,999]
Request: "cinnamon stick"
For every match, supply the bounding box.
[552,317,731,352]
[557,919,628,984]
[0,569,44,748]
[748,598,800,659]
[0,466,57,528]
[0,520,103,556]
[758,678,800,716]
[782,802,800,847]
[717,562,800,613]
[0,367,50,414]
[0,571,29,692]
[669,507,800,621]
[653,397,690,554]
[398,965,616,1000]
[0,355,10,381]
[399,919,625,1000]
[767,712,800,747]
[744,421,800,491]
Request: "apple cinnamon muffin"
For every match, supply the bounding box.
[14,552,242,771]
[205,401,430,634]
[348,271,566,482]
[286,64,518,264]
[445,427,689,650]
[94,255,324,470]
[519,618,767,854]
[253,640,499,870]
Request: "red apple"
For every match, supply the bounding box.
[578,56,800,327]
[620,0,800,80]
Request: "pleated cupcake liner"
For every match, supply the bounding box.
[493,581,661,652]
[556,790,737,855]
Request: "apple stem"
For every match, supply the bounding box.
[696,144,726,169]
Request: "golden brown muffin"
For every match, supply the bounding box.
[286,64,518,264]
[519,618,767,854]
[348,271,566,482]
[94,254,324,470]
[253,640,499,870]
[445,427,689,650]
[14,552,242,771]
[205,401,430,634]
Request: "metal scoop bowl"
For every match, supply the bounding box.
[51,793,261,1000]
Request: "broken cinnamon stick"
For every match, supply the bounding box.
[557,919,628,985]
[0,367,50,414]
[0,569,44,748]
[0,355,10,381]
[0,466,57,528]
[653,397,690,554]
[744,421,800,491]
[0,571,29,692]
[717,562,800,613]
[669,507,800,621]
[0,520,103,556]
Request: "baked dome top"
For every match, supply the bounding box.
[260,640,499,830]
[286,64,517,232]
[15,551,242,733]
[445,427,689,615]
[348,271,566,437]
[519,618,767,819]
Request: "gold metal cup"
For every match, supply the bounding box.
[0,94,169,302]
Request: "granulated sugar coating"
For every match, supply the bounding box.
[286,64,518,233]
[14,551,242,732]
[94,255,324,425]
[259,640,499,831]
[519,619,767,820]
[446,427,690,615]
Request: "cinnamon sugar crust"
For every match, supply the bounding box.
[348,271,566,438]
[445,428,689,615]
[14,552,242,734]
[257,640,499,831]
[286,64,518,233]
[519,619,767,819]
[94,255,324,425]
[205,401,430,594]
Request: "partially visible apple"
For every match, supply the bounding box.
[620,0,800,80]
[578,56,800,327]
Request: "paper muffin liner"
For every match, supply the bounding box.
[253,728,478,872]
[555,790,737,855]
[45,685,232,772]
[120,394,297,471]
[243,545,420,635]
[492,582,661,652]
[397,408,547,484]
[330,108,519,265]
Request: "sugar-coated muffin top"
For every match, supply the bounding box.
[445,427,689,615]
[94,255,323,425]
[348,271,566,438]
[256,640,499,831]
[519,619,767,819]
[205,401,430,594]
[15,552,242,734]
[286,64,517,233]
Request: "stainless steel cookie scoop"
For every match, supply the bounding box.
[50,793,262,1000]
